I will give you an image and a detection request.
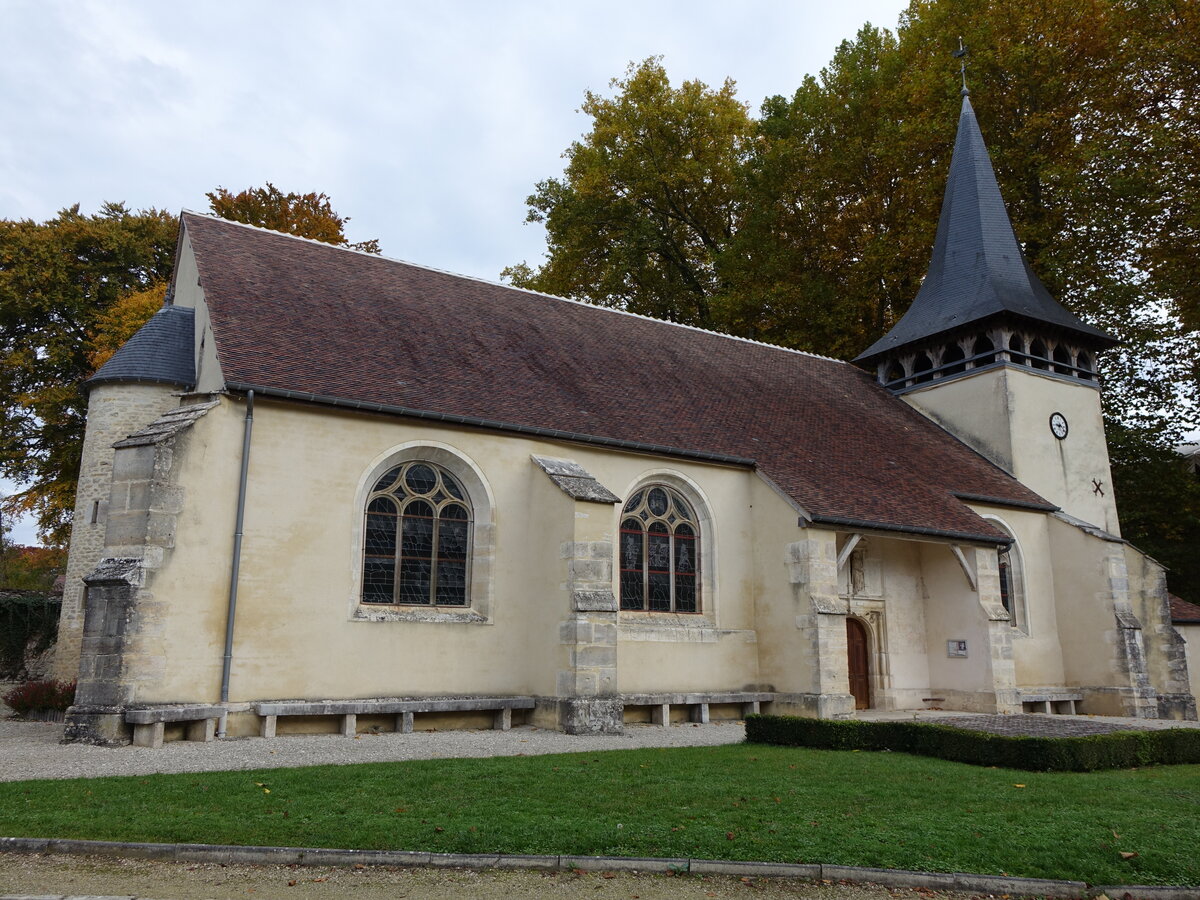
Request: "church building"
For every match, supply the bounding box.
[56,95,1195,745]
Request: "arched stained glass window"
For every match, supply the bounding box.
[620,485,700,613]
[362,462,471,606]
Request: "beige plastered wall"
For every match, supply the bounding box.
[1179,623,1200,701]
[129,395,776,705]
[968,504,1067,688]
[904,366,1120,534]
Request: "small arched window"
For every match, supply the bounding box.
[1052,344,1073,375]
[911,353,934,384]
[1029,338,1050,370]
[972,334,996,366]
[942,343,966,376]
[1076,351,1094,381]
[1008,334,1025,364]
[362,461,472,606]
[620,485,700,613]
[996,540,1028,634]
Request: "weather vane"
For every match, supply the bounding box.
[953,37,969,96]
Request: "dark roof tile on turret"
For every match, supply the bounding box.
[88,304,195,388]
[857,96,1114,364]
[179,212,1056,545]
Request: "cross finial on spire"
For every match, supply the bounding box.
[953,37,969,97]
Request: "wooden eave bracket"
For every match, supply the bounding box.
[949,544,978,591]
[837,533,864,572]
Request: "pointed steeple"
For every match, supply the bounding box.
[857,95,1114,377]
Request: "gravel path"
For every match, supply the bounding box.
[5,709,1197,782]
[0,719,745,782]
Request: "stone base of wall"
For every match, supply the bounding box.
[1156,692,1198,721]
[766,692,854,720]
[62,705,131,746]
[1077,685,1159,718]
[929,688,1021,714]
[556,697,625,734]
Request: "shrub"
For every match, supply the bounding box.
[745,714,1200,771]
[2,679,76,717]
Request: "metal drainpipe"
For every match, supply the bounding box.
[218,389,254,737]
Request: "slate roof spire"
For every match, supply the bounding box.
[856,93,1115,367]
[88,304,196,389]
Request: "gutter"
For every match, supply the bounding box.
[218,389,254,736]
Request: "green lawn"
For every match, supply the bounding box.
[1,744,1197,885]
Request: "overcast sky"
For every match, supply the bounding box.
[0,0,913,545]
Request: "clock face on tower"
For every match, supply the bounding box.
[1049,412,1069,440]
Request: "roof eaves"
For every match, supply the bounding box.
[954,492,1058,513]
[806,513,1008,546]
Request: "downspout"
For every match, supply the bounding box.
[218,389,254,737]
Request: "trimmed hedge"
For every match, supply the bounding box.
[745,714,1200,771]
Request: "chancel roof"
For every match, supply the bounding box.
[857,96,1114,364]
[181,212,1055,544]
[89,304,195,388]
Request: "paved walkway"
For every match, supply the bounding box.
[858,708,1200,737]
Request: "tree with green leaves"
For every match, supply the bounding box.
[1,187,381,545]
[207,183,381,254]
[0,203,178,544]
[503,57,753,330]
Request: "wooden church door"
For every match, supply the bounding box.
[846,618,871,709]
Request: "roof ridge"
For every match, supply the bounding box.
[180,210,845,366]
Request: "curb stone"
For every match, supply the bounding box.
[1,836,1190,898]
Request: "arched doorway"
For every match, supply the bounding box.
[846,617,871,709]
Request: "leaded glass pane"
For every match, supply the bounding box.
[373,466,402,492]
[647,522,670,570]
[401,500,435,557]
[405,464,438,495]
[675,574,697,613]
[398,558,432,604]
[675,525,695,575]
[627,490,644,510]
[442,473,465,499]
[647,525,671,610]
[648,569,671,611]
[672,497,693,520]
[436,560,468,605]
[647,488,669,516]
[439,516,469,562]
[619,521,644,609]
[365,504,397,556]
[362,557,395,604]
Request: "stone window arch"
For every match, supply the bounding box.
[984,517,1028,635]
[363,461,472,606]
[619,484,701,613]
[352,443,495,622]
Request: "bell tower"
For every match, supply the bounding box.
[856,92,1120,533]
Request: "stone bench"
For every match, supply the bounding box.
[125,705,226,748]
[621,691,775,725]
[1020,691,1083,715]
[252,697,537,738]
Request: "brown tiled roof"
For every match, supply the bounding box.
[182,212,1054,543]
[1170,594,1200,624]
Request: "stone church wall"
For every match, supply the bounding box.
[101,395,780,716]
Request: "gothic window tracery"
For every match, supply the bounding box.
[619,485,700,613]
[362,461,472,606]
